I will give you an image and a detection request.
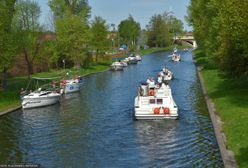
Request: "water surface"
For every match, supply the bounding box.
[0,50,223,167]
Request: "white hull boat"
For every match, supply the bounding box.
[111,62,124,71]
[128,57,138,64]
[172,54,181,62]
[135,55,142,61]
[121,61,128,67]
[22,91,60,109]
[62,78,83,94]
[134,83,178,120]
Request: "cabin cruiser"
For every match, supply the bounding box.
[60,76,83,94]
[110,61,124,71]
[172,53,181,62]
[134,80,178,120]
[21,89,60,109]
[120,60,128,67]
[161,67,173,81]
[135,54,142,61]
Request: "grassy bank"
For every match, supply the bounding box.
[194,49,248,168]
[137,45,189,56]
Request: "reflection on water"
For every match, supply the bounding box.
[0,50,223,167]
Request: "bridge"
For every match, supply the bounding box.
[174,34,197,48]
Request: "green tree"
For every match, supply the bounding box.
[164,14,184,38]
[37,37,59,70]
[118,15,141,50]
[146,14,171,47]
[0,0,17,89]
[187,0,248,75]
[90,16,109,62]
[55,16,90,68]
[49,0,91,68]
[14,0,42,78]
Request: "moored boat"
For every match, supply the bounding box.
[110,61,124,71]
[22,90,60,109]
[21,77,61,109]
[135,54,142,61]
[60,76,83,94]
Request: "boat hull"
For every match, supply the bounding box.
[111,65,124,71]
[64,82,82,94]
[22,94,60,109]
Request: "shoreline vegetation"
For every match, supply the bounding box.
[193,49,247,168]
[0,47,178,114]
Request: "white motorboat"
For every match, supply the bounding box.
[110,61,124,71]
[161,67,173,81]
[120,60,128,67]
[134,82,178,120]
[61,77,83,94]
[135,54,142,61]
[172,53,181,62]
[22,90,60,109]
[127,56,138,64]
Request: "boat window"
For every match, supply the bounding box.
[157,99,163,104]
[150,99,155,104]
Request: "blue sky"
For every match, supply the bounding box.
[38,0,191,30]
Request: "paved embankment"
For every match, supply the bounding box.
[0,106,21,117]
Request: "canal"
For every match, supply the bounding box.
[0,50,223,167]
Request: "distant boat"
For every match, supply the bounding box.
[110,62,124,71]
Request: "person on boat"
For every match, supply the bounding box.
[52,80,56,93]
[158,75,163,87]
[159,71,164,77]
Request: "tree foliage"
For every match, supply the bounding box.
[49,0,91,68]
[0,0,17,89]
[90,16,109,62]
[55,16,90,68]
[14,0,42,78]
[187,0,248,75]
[146,14,171,47]
[118,15,141,49]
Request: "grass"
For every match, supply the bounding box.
[137,45,190,56]
[194,49,248,168]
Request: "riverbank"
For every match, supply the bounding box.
[194,49,247,167]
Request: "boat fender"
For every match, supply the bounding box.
[163,107,170,114]
[154,107,160,114]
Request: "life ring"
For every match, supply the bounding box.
[149,89,155,96]
[154,107,160,114]
[163,107,170,114]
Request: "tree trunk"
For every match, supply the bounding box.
[27,62,34,78]
[96,49,98,63]
[74,60,81,69]
[1,67,8,90]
